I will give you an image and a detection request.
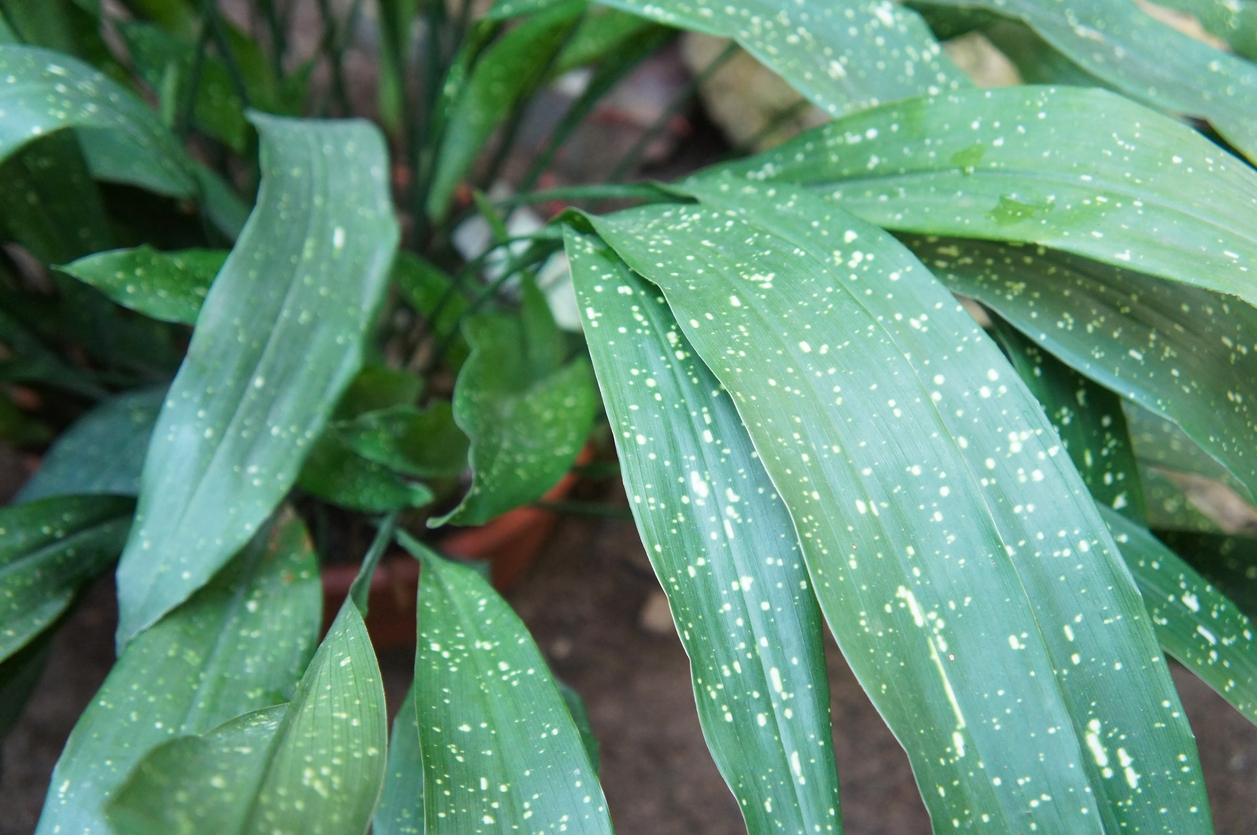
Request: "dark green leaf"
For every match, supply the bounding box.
[555,679,599,775]
[432,277,596,526]
[0,622,56,744]
[566,230,840,833]
[335,403,469,479]
[986,316,1146,520]
[597,0,966,117]
[551,7,658,75]
[105,597,388,835]
[0,44,197,196]
[1104,506,1257,725]
[905,235,1257,503]
[114,112,399,646]
[590,182,1210,831]
[1157,531,1257,621]
[402,534,613,834]
[192,162,250,240]
[57,246,226,325]
[918,0,1257,162]
[35,508,322,834]
[374,681,425,835]
[425,0,585,221]
[0,131,111,264]
[334,363,424,420]
[17,386,164,502]
[118,21,249,151]
[0,494,130,663]
[392,251,470,367]
[714,85,1257,308]
[297,433,434,513]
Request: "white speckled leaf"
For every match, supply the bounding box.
[712,85,1257,308]
[36,508,322,835]
[565,228,842,834]
[433,278,597,527]
[374,681,425,835]
[17,386,163,502]
[0,495,132,663]
[114,112,399,646]
[57,246,226,325]
[917,0,1257,162]
[596,0,967,117]
[590,182,1210,833]
[105,597,388,835]
[984,316,1147,520]
[401,534,613,835]
[1103,507,1257,725]
[905,235,1257,504]
[0,43,196,196]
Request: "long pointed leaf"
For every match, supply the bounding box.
[114,112,398,645]
[590,182,1210,832]
[905,235,1257,503]
[374,682,425,835]
[106,598,388,835]
[401,534,613,834]
[57,246,227,326]
[711,85,1257,308]
[566,228,842,834]
[35,508,322,835]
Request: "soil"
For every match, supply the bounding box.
[4,512,1256,834]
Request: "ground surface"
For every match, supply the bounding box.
[4,512,1257,834]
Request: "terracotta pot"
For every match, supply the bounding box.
[320,457,589,649]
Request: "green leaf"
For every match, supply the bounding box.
[105,597,388,835]
[432,277,597,526]
[590,182,1210,832]
[401,534,613,834]
[550,7,658,76]
[374,681,425,835]
[333,363,424,420]
[391,251,470,368]
[1157,531,1257,621]
[555,679,600,775]
[35,508,322,835]
[1152,0,1257,61]
[0,130,111,264]
[713,85,1257,308]
[334,403,469,479]
[0,494,131,663]
[57,246,226,325]
[597,0,966,117]
[1103,506,1257,725]
[425,0,585,221]
[297,432,435,513]
[17,386,164,502]
[114,112,399,646]
[905,235,1257,503]
[985,316,1146,520]
[917,0,1257,162]
[566,230,841,833]
[118,21,249,151]
[0,623,56,744]
[0,43,197,196]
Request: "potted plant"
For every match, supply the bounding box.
[2,0,1256,832]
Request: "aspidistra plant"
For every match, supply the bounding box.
[1,0,1255,833]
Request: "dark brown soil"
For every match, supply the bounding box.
[4,513,1256,834]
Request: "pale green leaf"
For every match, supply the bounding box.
[401,534,613,834]
[596,0,967,117]
[0,494,131,663]
[114,112,399,645]
[712,85,1257,308]
[36,509,322,835]
[566,229,842,834]
[58,246,226,325]
[590,182,1209,832]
